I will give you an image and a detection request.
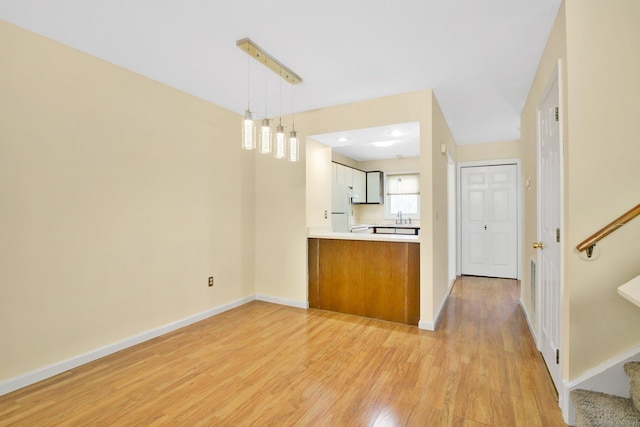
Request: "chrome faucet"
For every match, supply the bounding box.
[397,211,403,224]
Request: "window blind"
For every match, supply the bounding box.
[387,173,420,195]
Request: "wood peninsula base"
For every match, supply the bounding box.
[308,237,420,325]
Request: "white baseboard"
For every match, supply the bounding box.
[0,295,255,397]
[519,298,538,343]
[418,320,434,330]
[519,297,573,422]
[255,294,309,309]
[419,278,457,331]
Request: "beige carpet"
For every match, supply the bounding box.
[571,362,640,427]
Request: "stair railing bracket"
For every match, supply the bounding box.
[586,244,595,259]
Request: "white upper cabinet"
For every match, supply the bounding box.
[332,162,366,204]
[335,163,347,186]
[366,171,384,204]
[344,166,354,189]
[352,170,366,204]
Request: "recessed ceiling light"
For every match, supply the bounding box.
[337,136,350,143]
[388,129,405,137]
[373,141,394,147]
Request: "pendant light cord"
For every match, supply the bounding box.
[246,53,251,112]
[279,67,283,126]
[264,56,268,119]
[292,84,296,130]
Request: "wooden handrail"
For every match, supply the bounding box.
[576,203,640,256]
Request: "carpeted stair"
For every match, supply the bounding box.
[571,361,640,427]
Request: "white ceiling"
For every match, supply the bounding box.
[310,122,420,162]
[0,0,561,148]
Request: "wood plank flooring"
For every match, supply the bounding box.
[0,276,567,426]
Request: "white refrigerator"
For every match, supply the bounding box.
[331,183,351,233]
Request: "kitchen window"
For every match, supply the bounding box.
[385,173,420,219]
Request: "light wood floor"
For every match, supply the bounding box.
[0,276,567,426]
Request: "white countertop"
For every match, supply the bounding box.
[618,275,640,308]
[308,228,419,243]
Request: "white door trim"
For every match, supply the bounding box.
[448,155,457,284]
[457,159,522,280]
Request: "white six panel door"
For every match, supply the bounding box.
[461,164,518,279]
[538,68,562,392]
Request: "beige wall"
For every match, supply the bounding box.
[430,94,457,311]
[521,0,640,381]
[456,140,520,163]
[563,0,640,378]
[0,21,256,381]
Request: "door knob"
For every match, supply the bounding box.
[533,241,544,250]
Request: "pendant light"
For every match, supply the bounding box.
[288,130,299,162]
[259,54,272,154]
[274,67,287,159]
[288,84,299,162]
[236,38,302,161]
[241,52,255,150]
[242,111,256,150]
[259,118,272,154]
[274,122,286,158]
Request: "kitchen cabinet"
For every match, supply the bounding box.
[332,162,367,204]
[334,163,341,183]
[333,163,344,185]
[366,171,384,204]
[352,169,366,204]
[333,163,350,187]
[308,238,420,325]
[344,166,354,189]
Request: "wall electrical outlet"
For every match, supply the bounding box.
[208,276,214,287]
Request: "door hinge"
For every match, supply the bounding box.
[555,107,559,122]
[556,349,560,364]
[556,228,561,243]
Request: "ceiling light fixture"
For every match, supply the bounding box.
[373,141,395,147]
[388,129,405,137]
[288,84,299,162]
[237,38,303,162]
[274,123,286,158]
[259,55,272,155]
[241,48,256,150]
[274,66,286,159]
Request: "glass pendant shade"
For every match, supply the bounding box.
[241,111,256,150]
[259,118,272,154]
[288,130,299,162]
[274,124,286,159]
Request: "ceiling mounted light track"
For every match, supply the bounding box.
[236,38,303,85]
